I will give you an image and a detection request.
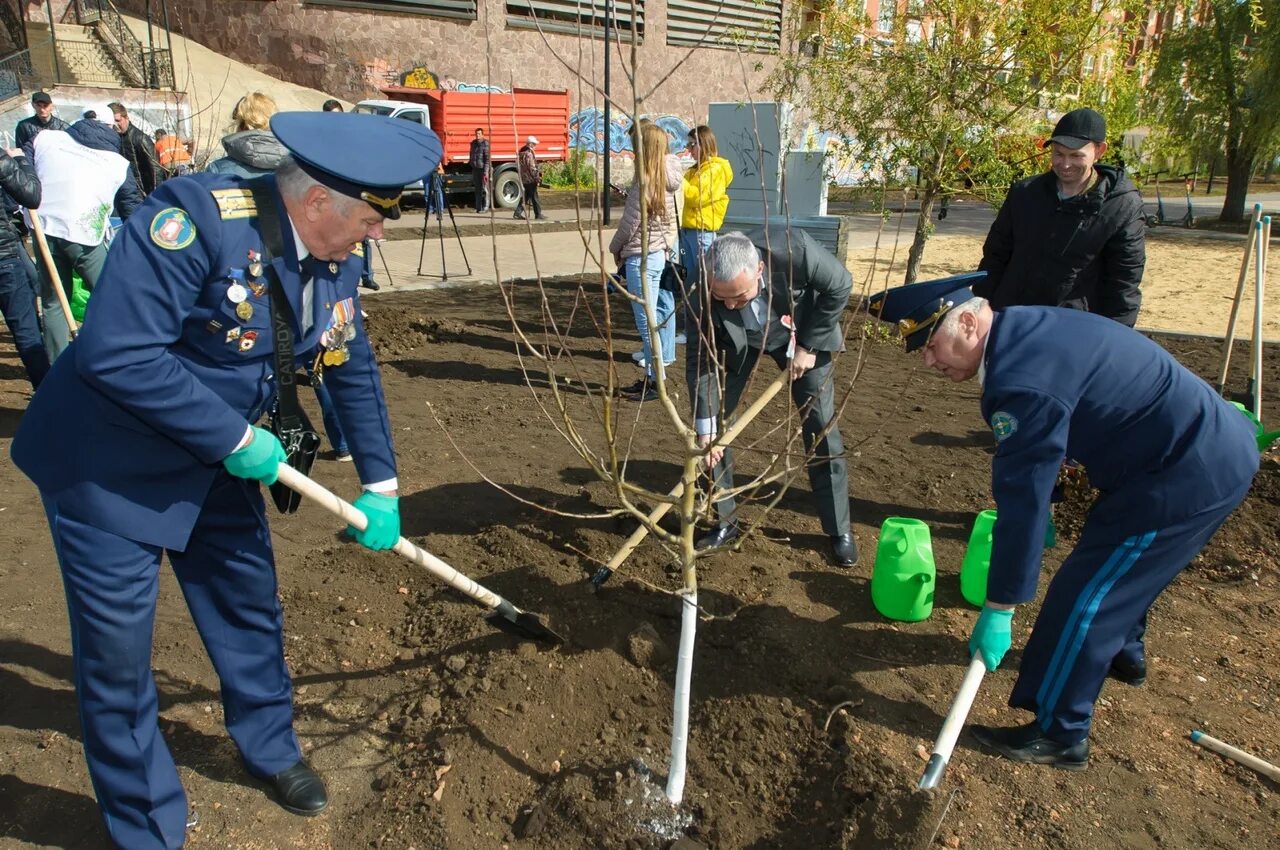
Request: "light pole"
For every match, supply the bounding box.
[602,0,613,225]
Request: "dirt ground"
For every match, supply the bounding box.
[848,231,1280,339]
[1,266,1278,850]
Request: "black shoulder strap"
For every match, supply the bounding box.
[245,177,304,432]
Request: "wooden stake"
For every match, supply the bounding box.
[1217,204,1262,393]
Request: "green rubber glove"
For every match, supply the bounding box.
[347,491,400,551]
[969,606,1014,672]
[222,426,286,485]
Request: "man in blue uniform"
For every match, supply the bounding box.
[870,276,1258,769]
[11,112,443,849]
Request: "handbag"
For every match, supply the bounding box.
[247,178,322,514]
[659,260,684,293]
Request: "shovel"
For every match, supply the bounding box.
[919,656,986,790]
[30,213,78,339]
[275,464,563,645]
[590,371,789,588]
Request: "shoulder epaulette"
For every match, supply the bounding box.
[210,187,258,220]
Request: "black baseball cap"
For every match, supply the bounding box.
[1044,108,1106,150]
[31,91,52,104]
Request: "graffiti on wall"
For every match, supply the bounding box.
[568,107,693,157]
[396,64,506,94]
[804,127,880,186]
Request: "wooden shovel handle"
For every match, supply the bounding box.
[605,371,789,572]
[274,464,505,610]
[30,213,78,338]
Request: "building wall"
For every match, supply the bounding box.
[106,0,789,124]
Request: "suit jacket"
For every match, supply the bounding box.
[12,173,396,551]
[686,226,851,420]
[981,307,1258,605]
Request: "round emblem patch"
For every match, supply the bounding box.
[150,207,196,250]
[990,411,1019,442]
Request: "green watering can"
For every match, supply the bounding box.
[960,510,996,608]
[70,272,90,323]
[1229,402,1280,453]
[871,517,935,622]
[959,509,1055,608]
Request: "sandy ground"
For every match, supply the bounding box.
[846,232,1280,339]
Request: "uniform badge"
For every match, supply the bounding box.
[205,319,223,334]
[236,301,254,321]
[226,326,242,343]
[990,411,1019,442]
[226,283,248,304]
[150,208,196,251]
[322,348,349,367]
[248,250,264,279]
[239,330,258,352]
[328,261,338,274]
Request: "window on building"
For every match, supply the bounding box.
[905,19,922,42]
[876,0,894,32]
[306,0,477,21]
[506,0,645,38]
[1083,54,1095,75]
[666,0,784,53]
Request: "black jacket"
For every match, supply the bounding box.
[976,164,1146,327]
[687,227,852,419]
[15,114,69,149]
[0,151,40,260]
[118,123,158,196]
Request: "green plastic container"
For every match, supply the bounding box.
[1044,515,1057,549]
[70,272,90,323]
[960,510,996,608]
[1230,401,1279,452]
[871,517,935,622]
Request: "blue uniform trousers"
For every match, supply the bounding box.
[1010,484,1251,744]
[45,472,301,850]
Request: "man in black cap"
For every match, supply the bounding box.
[11,111,443,850]
[15,91,69,148]
[977,107,1146,327]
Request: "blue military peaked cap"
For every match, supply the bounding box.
[867,271,986,351]
[270,111,443,220]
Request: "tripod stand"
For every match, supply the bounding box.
[416,201,472,280]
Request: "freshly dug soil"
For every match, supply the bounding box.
[0,277,1276,850]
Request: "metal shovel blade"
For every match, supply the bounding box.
[487,600,564,645]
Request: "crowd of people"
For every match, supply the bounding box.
[0,95,1264,850]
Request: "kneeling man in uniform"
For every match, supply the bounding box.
[870,276,1258,769]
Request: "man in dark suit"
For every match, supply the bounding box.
[688,228,857,566]
[11,112,443,850]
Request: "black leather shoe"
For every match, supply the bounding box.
[623,382,658,402]
[830,532,858,567]
[513,213,526,220]
[618,378,647,396]
[359,278,380,291]
[971,722,1089,771]
[270,761,328,816]
[696,523,740,551]
[1108,653,1147,686]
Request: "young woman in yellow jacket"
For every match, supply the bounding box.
[678,125,733,340]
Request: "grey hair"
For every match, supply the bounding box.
[936,296,989,337]
[275,155,361,214]
[706,231,760,284]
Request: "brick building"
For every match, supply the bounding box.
[96,0,797,128]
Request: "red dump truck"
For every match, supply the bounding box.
[355,86,571,209]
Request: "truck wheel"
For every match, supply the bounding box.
[493,170,522,210]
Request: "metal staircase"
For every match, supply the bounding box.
[59,0,173,89]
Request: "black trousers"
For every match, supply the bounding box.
[471,167,488,211]
[702,347,850,536]
[515,182,542,218]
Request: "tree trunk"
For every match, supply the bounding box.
[1219,152,1253,223]
[904,189,937,284]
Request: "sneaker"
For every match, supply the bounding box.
[618,378,647,396]
[335,451,353,463]
[535,215,549,220]
[631,349,645,363]
[513,213,526,220]
[674,333,687,345]
[623,381,658,402]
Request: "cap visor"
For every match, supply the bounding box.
[1044,135,1092,150]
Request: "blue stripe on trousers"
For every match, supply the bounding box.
[1035,530,1157,732]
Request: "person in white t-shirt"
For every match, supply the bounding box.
[27,117,143,358]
